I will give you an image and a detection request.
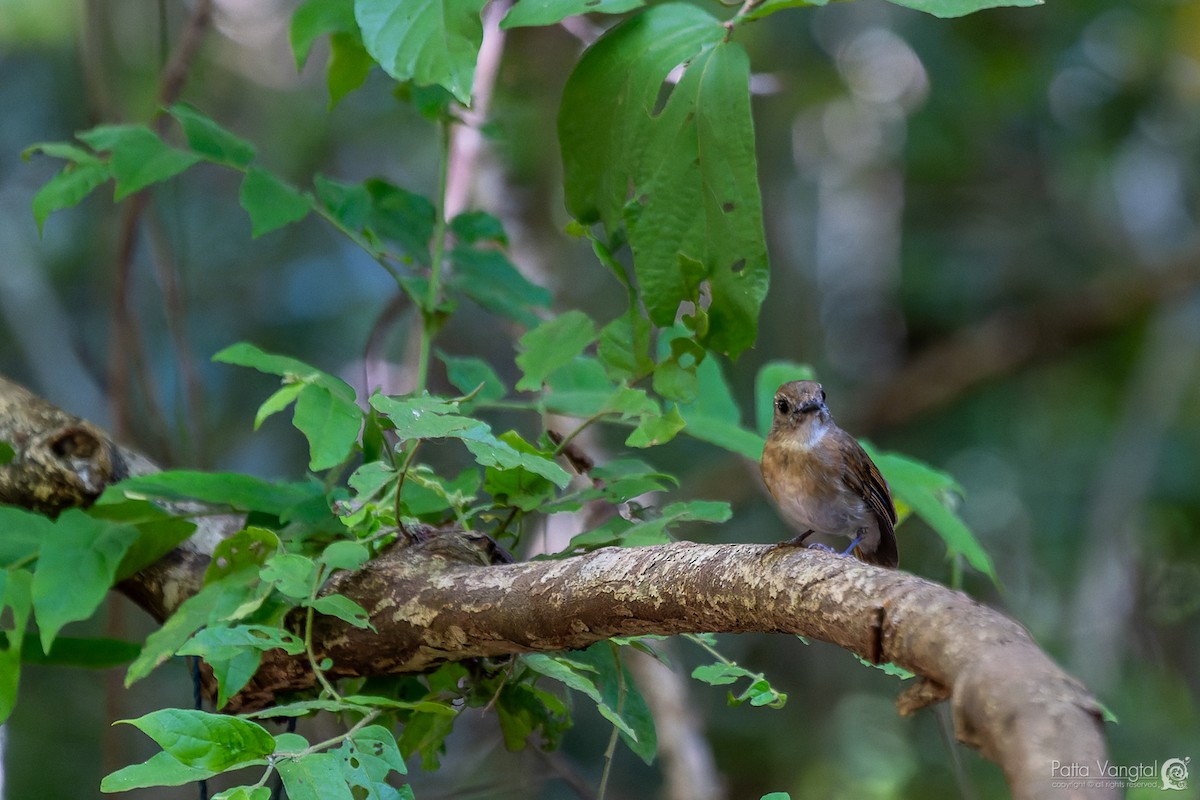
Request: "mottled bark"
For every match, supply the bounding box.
[0,375,1115,800]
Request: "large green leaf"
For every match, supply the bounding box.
[871,450,997,581]
[112,471,324,517]
[559,4,768,357]
[884,0,1041,17]
[632,41,768,357]
[355,0,488,104]
[101,750,224,792]
[77,125,200,200]
[118,709,276,770]
[501,0,644,28]
[31,510,139,652]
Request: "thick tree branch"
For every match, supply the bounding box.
[0,375,1115,800]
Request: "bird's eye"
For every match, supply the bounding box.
[776,398,791,415]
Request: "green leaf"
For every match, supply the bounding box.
[31,160,110,234]
[484,431,559,511]
[760,793,792,800]
[113,471,324,517]
[101,750,223,792]
[215,342,356,398]
[308,594,373,629]
[23,141,104,163]
[239,167,314,237]
[438,352,507,405]
[278,752,356,800]
[77,124,201,199]
[515,311,597,391]
[118,709,276,770]
[691,662,744,686]
[355,0,488,104]
[449,210,506,244]
[336,725,408,799]
[292,0,358,68]
[871,450,997,581]
[214,787,273,800]
[179,624,305,660]
[85,499,198,580]
[206,527,280,582]
[450,246,551,326]
[559,6,768,358]
[263,553,319,599]
[125,569,267,686]
[294,385,363,471]
[598,308,654,382]
[19,633,139,667]
[542,357,616,417]
[754,360,815,437]
[32,510,139,652]
[321,541,371,571]
[625,406,685,448]
[566,645,657,763]
[501,0,644,28]
[366,178,436,265]
[0,440,14,464]
[315,174,373,231]
[0,506,50,566]
[884,0,1041,18]
[675,346,764,459]
[0,569,33,724]
[739,0,825,21]
[329,31,375,107]
[371,394,571,486]
[853,655,916,680]
[254,382,305,429]
[569,499,729,550]
[244,695,454,719]
[168,104,257,167]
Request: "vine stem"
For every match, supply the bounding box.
[596,643,626,800]
[304,566,343,702]
[414,121,453,396]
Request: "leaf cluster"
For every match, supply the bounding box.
[4,0,1031,794]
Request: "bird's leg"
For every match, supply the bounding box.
[774,529,816,548]
[838,531,865,557]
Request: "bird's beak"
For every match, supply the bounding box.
[799,399,824,414]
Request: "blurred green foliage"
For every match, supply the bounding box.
[1,0,1198,798]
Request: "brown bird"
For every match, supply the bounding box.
[760,380,899,567]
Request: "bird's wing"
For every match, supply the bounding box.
[834,430,897,531]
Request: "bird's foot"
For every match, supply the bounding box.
[838,532,865,558]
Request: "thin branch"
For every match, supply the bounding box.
[857,256,1200,433]
[106,0,212,449]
